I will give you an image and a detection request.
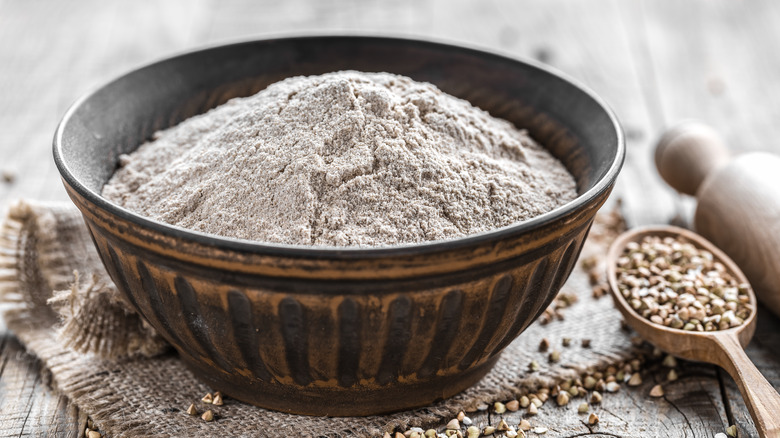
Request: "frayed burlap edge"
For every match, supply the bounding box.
[48,272,169,359]
[0,200,167,360]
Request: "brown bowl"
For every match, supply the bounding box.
[53,36,624,416]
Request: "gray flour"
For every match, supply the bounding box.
[102,71,577,247]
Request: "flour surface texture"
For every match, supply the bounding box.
[103,71,577,247]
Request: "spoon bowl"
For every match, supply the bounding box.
[606,225,780,438]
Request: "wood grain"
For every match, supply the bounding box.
[1,0,780,436]
[0,331,87,437]
[478,361,732,438]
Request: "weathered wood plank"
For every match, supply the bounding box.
[0,333,85,437]
[458,360,729,438]
[640,0,780,156]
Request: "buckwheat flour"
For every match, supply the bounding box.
[102,71,577,246]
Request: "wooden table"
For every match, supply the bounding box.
[1,1,779,436]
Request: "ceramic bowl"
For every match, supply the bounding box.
[53,36,624,416]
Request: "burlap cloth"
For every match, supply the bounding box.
[0,200,636,437]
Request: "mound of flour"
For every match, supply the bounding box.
[102,71,577,247]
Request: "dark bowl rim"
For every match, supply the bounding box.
[53,34,625,259]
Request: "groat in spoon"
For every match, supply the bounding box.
[606,225,780,438]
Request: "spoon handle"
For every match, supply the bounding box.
[715,334,780,438]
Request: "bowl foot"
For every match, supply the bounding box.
[180,353,501,416]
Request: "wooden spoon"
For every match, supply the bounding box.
[606,225,780,438]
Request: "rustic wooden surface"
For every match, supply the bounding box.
[1,0,779,436]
